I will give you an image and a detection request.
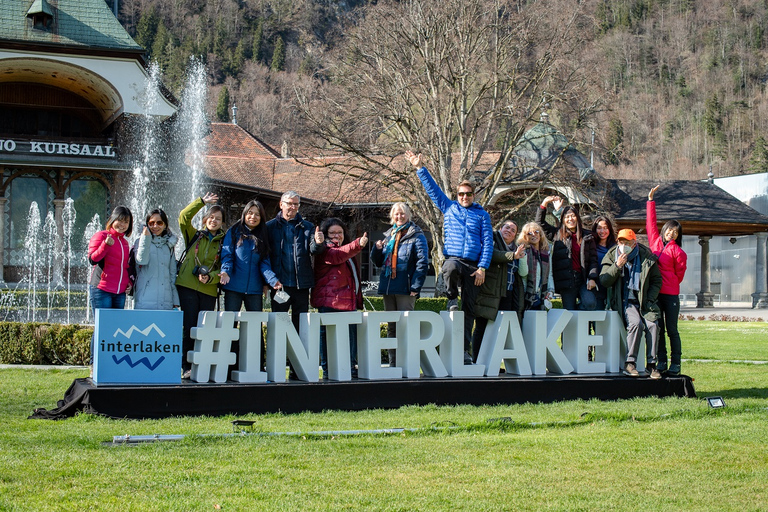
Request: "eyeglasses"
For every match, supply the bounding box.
[283,202,300,208]
[147,221,165,226]
[457,192,473,197]
[528,230,540,236]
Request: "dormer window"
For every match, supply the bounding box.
[27,0,54,30]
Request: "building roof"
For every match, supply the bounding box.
[202,123,280,191]
[0,0,142,52]
[607,179,768,236]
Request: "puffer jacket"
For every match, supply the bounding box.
[88,228,130,294]
[370,221,430,296]
[535,206,599,292]
[646,200,687,295]
[175,198,225,297]
[220,222,279,295]
[311,238,364,311]
[266,212,323,289]
[133,232,180,310]
[475,231,529,321]
[600,243,662,324]
[416,167,493,269]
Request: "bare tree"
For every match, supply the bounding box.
[296,0,600,271]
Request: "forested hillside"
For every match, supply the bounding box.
[118,0,768,181]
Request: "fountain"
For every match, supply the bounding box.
[0,59,211,325]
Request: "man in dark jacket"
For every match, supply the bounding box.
[406,150,493,364]
[266,191,324,330]
[600,229,663,379]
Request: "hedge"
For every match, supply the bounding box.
[0,322,92,365]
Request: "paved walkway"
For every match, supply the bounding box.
[680,306,768,321]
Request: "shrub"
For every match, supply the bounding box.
[0,322,92,365]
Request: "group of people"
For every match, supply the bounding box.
[87,191,389,380]
[87,155,687,381]
[406,151,688,379]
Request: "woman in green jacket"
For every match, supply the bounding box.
[176,192,226,378]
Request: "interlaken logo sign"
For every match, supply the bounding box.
[93,309,183,385]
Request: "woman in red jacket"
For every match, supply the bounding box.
[311,218,368,379]
[647,186,688,376]
[87,206,133,365]
[88,206,134,314]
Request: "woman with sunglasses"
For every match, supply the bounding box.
[536,196,599,311]
[590,215,618,311]
[132,208,179,311]
[517,222,554,310]
[176,193,227,378]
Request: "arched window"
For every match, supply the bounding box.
[68,178,108,256]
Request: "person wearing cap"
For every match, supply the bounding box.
[599,228,663,378]
[405,150,494,364]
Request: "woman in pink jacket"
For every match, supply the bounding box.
[87,206,133,365]
[647,186,687,376]
[311,218,368,379]
[88,206,134,314]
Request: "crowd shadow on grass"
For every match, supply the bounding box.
[700,388,768,399]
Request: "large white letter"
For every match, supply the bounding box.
[522,310,574,375]
[399,311,447,378]
[266,312,321,382]
[321,311,362,381]
[189,311,238,383]
[593,310,625,373]
[439,311,485,377]
[358,311,401,380]
[231,311,269,383]
[476,311,532,376]
[561,311,607,374]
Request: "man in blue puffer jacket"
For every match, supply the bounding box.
[406,151,493,364]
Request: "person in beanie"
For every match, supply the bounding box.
[599,229,663,379]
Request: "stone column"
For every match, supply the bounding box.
[0,196,7,283]
[696,235,714,308]
[53,198,66,287]
[752,232,768,309]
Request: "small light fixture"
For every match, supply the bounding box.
[706,396,726,409]
[232,419,255,432]
[729,237,737,244]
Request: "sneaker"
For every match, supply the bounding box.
[656,361,668,373]
[623,362,639,377]
[182,369,191,380]
[649,368,662,380]
[447,298,459,312]
[667,364,681,376]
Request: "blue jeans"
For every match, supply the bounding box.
[89,286,126,364]
[657,293,682,365]
[559,271,597,311]
[224,290,263,312]
[319,306,358,377]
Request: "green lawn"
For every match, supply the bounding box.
[0,321,766,511]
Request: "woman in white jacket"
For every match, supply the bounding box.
[132,208,180,310]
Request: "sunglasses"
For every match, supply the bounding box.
[528,230,540,235]
[147,221,165,226]
[457,191,473,197]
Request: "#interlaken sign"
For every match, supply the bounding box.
[93,309,183,385]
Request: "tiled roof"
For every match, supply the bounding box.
[206,123,280,159]
[0,0,142,50]
[204,157,275,191]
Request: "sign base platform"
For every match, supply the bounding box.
[30,373,696,420]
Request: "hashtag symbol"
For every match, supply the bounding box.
[189,311,239,383]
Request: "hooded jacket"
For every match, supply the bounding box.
[220,221,279,295]
[646,200,687,295]
[175,198,225,297]
[311,238,364,311]
[416,166,493,269]
[133,231,180,310]
[600,243,662,324]
[88,228,130,294]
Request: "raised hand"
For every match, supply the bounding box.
[314,226,325,244]
[104,233,114,246]
[649,185,660,201]
[552,196,564,210]
[202,192,219,204]
[404,150,423,169]
[514,243,526,259]
[142,226,150,236]
[360,232,369,247]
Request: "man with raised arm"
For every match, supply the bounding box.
[406,151,493,364]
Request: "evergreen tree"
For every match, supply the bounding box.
[606,118,624,165]
[271,36,286,72]
[135,7,159,52]
[750,136,768,173]
[217,87,230,123]
[233,39,247,75]
[704,93,723,138]
[151,23,171,68]
[253,20,264,63]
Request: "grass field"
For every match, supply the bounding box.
[1,321,766,511]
